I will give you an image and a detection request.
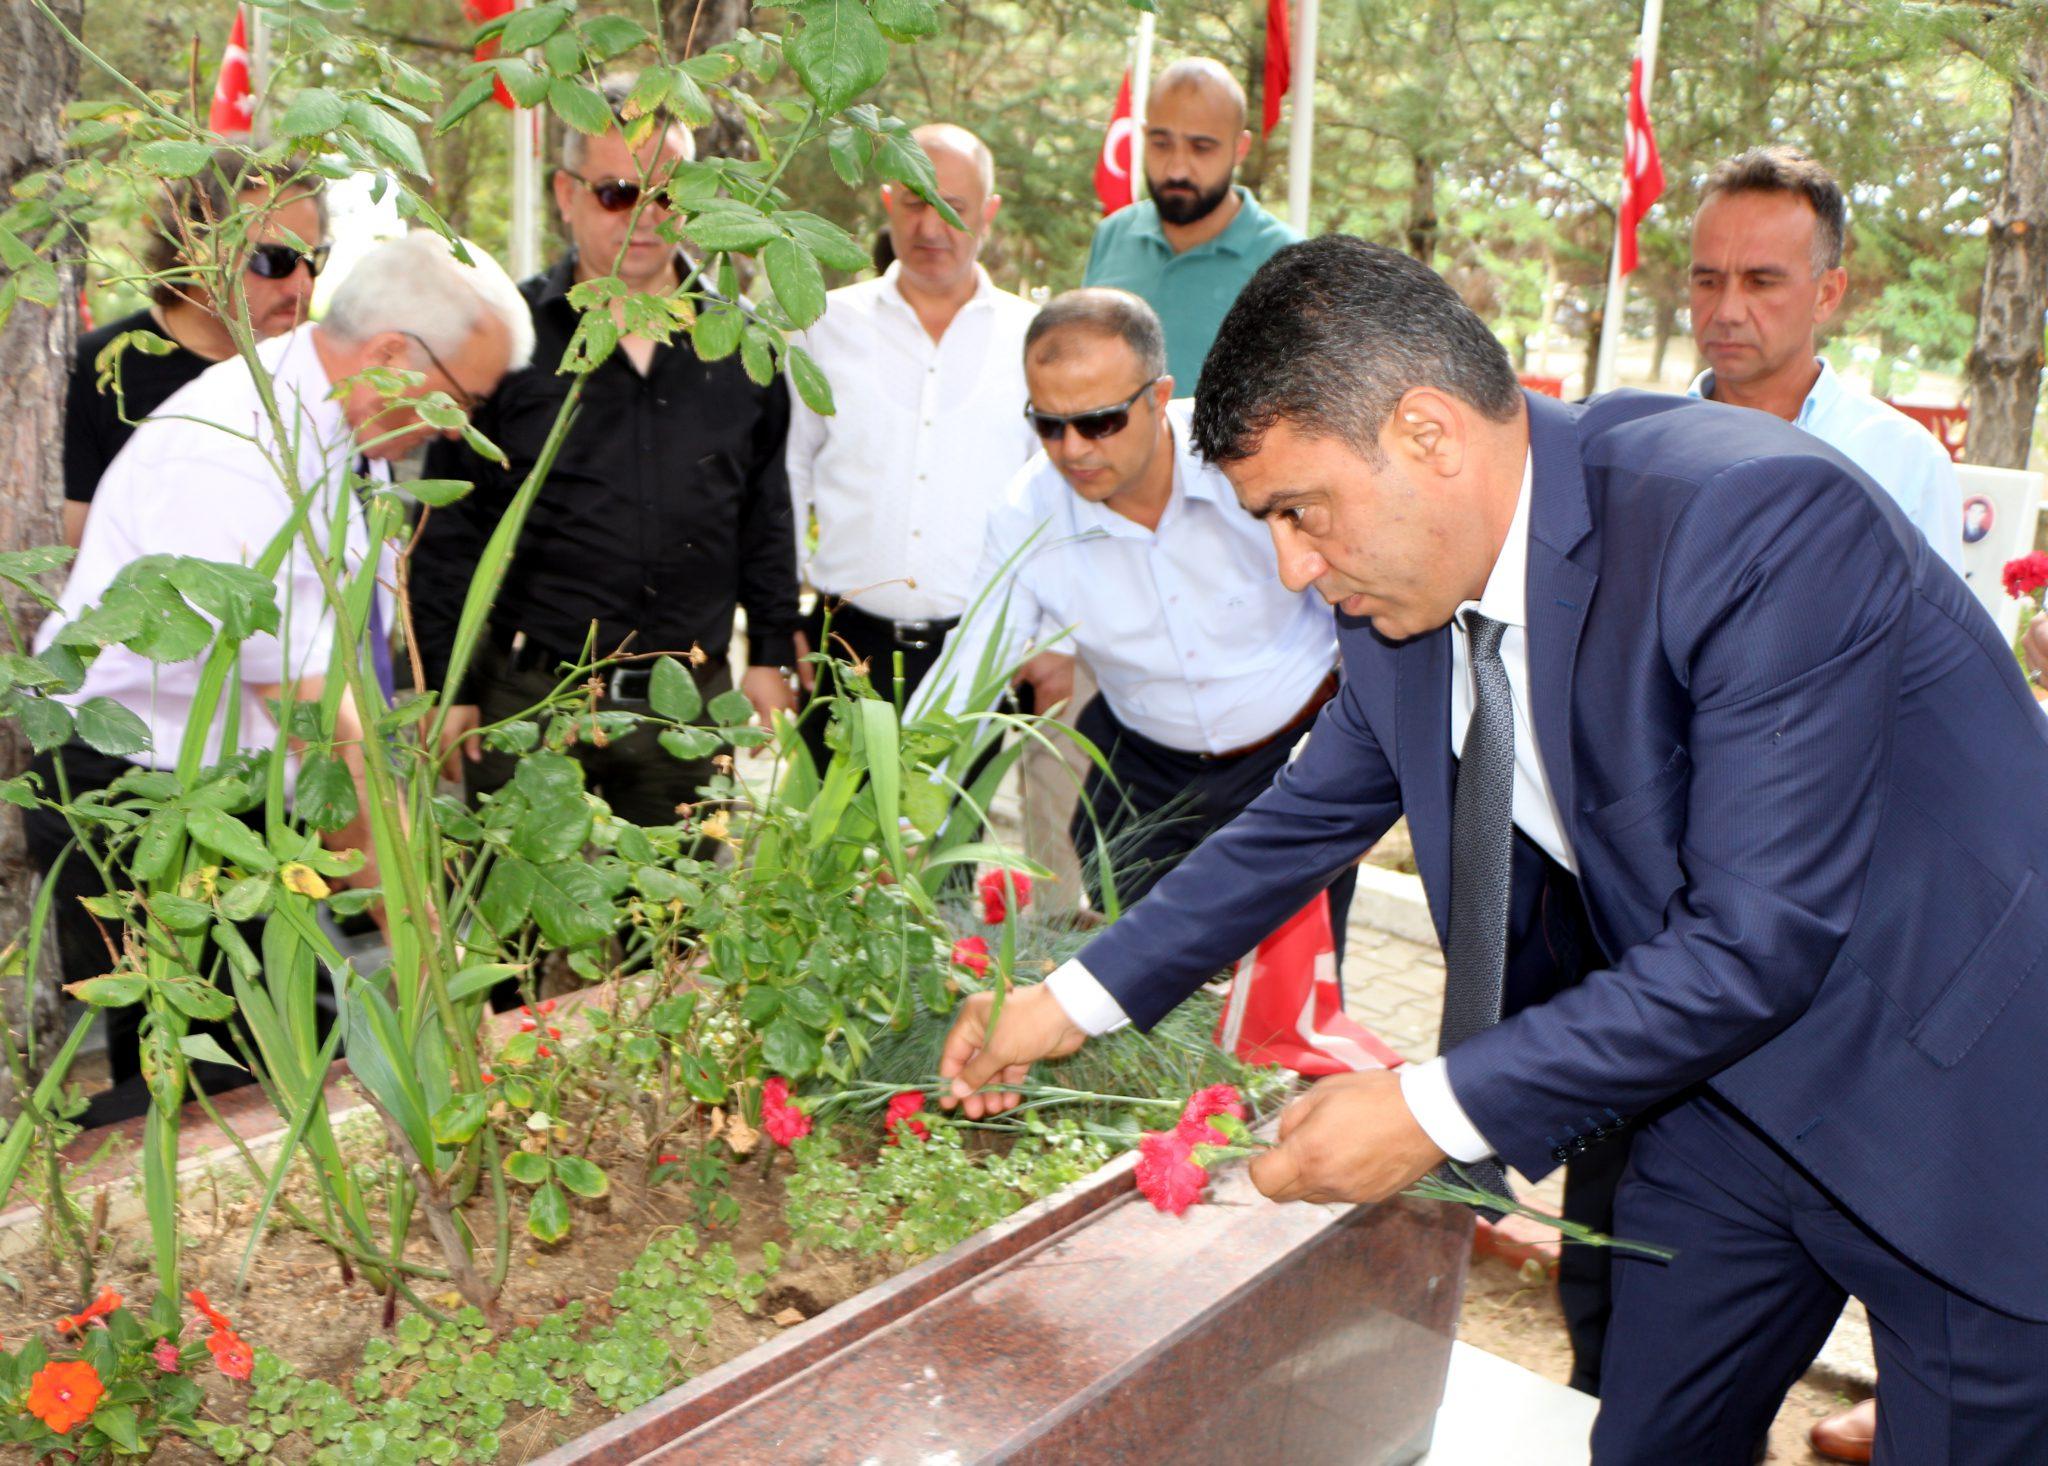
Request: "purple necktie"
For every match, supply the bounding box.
[352,456,397,707]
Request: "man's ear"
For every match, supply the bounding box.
[364,331,411,370]
[983,192,1002,228]
[1233,130,1252,167]
[1813,264,1850,328]
[1391,388,1461,473]
[880,182,897,212]
[1153,374,1176,411]
[550,168,575,224]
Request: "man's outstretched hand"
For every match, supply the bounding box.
[938,983,1089,1119]
[1248,1070,1447,1205]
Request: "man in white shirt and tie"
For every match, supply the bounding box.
[24,231,532,1123]
[785,123,1040,774]
[913,288,1352,929]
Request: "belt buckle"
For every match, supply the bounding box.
[893,619,934,651]
[606,665,652,702]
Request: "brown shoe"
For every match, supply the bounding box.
[1810,1397,1876,1463]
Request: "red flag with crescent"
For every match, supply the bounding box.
[1263,0,1292,135]
[1094,69,1136,216]
[1619,55,1664,275]
[464,0,520,110]
[208,6,255,135]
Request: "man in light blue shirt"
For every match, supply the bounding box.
[1686,145,1963,572]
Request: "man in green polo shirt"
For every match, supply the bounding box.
[1081,57,1302,391]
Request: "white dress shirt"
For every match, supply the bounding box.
[35,325,391,770]
[911,398,1337,754]
[1687,360,1965,572]
[785,263,1040,621]
[1047,451,1559,1168]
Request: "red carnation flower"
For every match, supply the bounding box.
[978,869,1033,925]
[761,1076,812,1147]
[2004,551,2048,601]
[1176,1083,1248,1144]
[950,934,991,976]
[187,1290,233,1332]
[884,1091,930,1144]
[53,1284,121,1333]
[1134,1128,1210,1215]
[208,1328,254,1381]
[536,1044,552,1059]
[153,1338,182,1373]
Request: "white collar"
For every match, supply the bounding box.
[879,260,994,318]
[1454,451,1534,634]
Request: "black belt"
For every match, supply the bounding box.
[501,638,661,703]
[816,601,960,652]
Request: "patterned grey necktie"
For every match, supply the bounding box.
[1437,611,1514,1204]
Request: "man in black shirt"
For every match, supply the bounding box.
[64,152,327,545]
[414,82,799,827]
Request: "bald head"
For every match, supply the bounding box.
[912,123,995,201]
[1153,58,1248,133]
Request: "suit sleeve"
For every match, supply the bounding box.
[737,378,799,668]
[1447,458,1912,1179]
[1074,664,1405,1031]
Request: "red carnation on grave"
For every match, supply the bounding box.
[52,1284,121,1333]
[978,869,1033,925]
[761,1076,812,1147]
[187,1290,233,1332]
[1134,1128,1210,1216]
[1176,1083,1248,1145]
[2004,551,2048,600]
[153,1337,182,1373]
[884,1091,930,1144]
[950,935,991,977]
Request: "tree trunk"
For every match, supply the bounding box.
[1964,31,2048,469]
[1648,295,1678,384]
[1406,151,1440,263]
[0,0,80,1119]
[663,0,755,161]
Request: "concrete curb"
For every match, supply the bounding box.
[1350,863,1437,946]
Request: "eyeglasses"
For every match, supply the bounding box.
[400,331,482,415]
[563,175,645,213]
[1024,379,1160,442]
[247,242,331,280]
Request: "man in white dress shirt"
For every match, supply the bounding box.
[785,123,1040,773]
[914,289,1352,926]
[24,231,531,1122]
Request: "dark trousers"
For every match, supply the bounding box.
[1558,1133,1633,1394]
[466,639,733,828]
[1592,1091,2048,1464]
[22,745,263,1124]
[1070,693,1357,962]
[795,601,955,775]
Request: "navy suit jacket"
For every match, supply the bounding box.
[1079,389,2048,1322]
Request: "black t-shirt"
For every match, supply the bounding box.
[64,308,213,503]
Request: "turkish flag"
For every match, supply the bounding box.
[1618,55,1664,275]
[1263,0,1292,135]
[1094,69,1136,216]
[208,6,254,135]
[1214,892,1405,1076]
[463,0,520,110]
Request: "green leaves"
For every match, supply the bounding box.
[761,1015,823,1076]
[554,1155,609,1198]
[347,99,429,179]
[507,752,593,864]
[786,344,836,416]
[681,201,781,254]
[74,696,150,757]
[17,696,72,754]
[787,0,888,114]
[549,78,616,136]
[431,1090,489,1148]
[649,657,703,722]
[527,1181,571,1243]
[873,0,942,41]
[67,975,147,1008]
[659,727,721,762]
[691,305,746,362]
[133,139,213,178]
[278,88,349,139]
[186,806,277,872]
[762,239,827,329]
[528,860,615,948]
[294,752,359,832]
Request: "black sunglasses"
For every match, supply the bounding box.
[247,242,331,280]
[564,175,645,213]
[400,331,482,415]
[1024,378,1160,442]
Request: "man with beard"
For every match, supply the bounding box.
[1082,58,1300,393]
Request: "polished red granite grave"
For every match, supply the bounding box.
[542,1150,1472,1466]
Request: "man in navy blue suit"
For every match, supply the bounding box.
[939,236,2048,1463]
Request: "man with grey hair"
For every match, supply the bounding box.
[26,229,528,1122]
[416,74,800,828]
[783,122,1038,772]
[911,288,1346,921]
[1687,144,1961,571]
[1082,58,1300,392]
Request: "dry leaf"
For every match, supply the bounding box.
[279,862,331,900]
[723,1111,759,1157]
[772,1307,805,1327]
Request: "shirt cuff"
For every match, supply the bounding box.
[1043,958,1132,1036]
[1398,1056,1495,1164]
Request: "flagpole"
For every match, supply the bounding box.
[1592,0,1664,394]
[508,0,542,278]
[1286,0,1320,231]
[1131,11,1155,204]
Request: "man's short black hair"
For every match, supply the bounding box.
[1699,146,1847,273]
[1192,236,1522,466]
[1024,287,1168,381]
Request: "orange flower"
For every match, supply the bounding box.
[207,1328,254,1380]
[52,1285,122,1333]
[186,1289,233,1332]
[26,1359,103,1434]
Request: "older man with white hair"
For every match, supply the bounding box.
[25,229,529,1122]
